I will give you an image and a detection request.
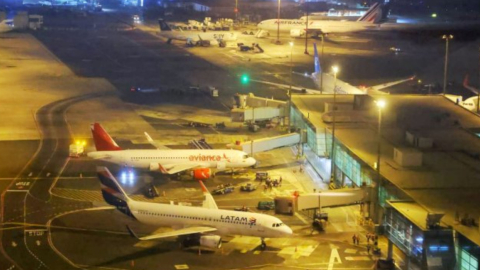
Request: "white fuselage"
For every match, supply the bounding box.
[88,149,256,170]
[160,31,238,42]
[129,200,292,238]
[257,19,373,34]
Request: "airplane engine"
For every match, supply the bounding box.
[192,168,211,180]
[216,161,226,170]
[199,235,222,249]
[290,29,304,38]
[149,163,160,171]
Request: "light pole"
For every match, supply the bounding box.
[442,34,453,95]
[374,99,386,222]
[289,41,294,92]
[304,2,309,54]
[477,46,480,113]
[320,34,325,93]
[235,0,238,22]
[330,66,339,185]
[287,41,294,129]
[276,0,281,44]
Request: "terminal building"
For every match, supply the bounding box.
[289,94,480,270]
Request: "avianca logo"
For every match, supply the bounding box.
[188,153,231,163]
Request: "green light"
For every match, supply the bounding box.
[431,13,437,18]
[241,74,250,84]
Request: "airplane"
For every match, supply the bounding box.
[460,74,480,112]
[252,42,414,95]
[96,166,292,249]
[256,3,383,38]
[87,123,257,179]
[158,19,237,47]
[0,19,14,33]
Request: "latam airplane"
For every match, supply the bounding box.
[97,167,292,249]
[87,123,256,179]
[257,3,383,38]
[158,19,237,46]
[0,19,14,33]
[253,42,414,95]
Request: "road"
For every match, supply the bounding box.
[1,93,107,269]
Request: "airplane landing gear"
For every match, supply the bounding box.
[260,238,266,250]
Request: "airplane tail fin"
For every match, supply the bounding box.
[158,19,172,32]
[96,166,134,209]
[313,42,321,74]
[90,123,122,151]
[357,2,383,23]
[463,74,480,95]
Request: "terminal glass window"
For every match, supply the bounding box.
[461,249,478,270]
[334,145,362,186]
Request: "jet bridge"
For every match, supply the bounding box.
[274,186,372,215]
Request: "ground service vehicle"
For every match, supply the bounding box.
[258,201,275,210]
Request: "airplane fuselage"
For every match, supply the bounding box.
[88,149,255,171]
[257,19,373,34]
[129,200,291,238]
[160,31,237,42]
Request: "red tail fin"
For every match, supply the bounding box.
[91,123,122,151]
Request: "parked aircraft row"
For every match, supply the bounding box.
[158,19,237,46]
[89,125,290,250]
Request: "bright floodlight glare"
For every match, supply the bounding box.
[332,66,339,74]
[442,34,453,39]
[289,41,294,47]
[376,100,386,108]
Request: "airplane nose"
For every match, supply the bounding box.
[248,158,257,168]
[283,226,293,236]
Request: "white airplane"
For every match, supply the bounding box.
[256,3,383,38]
[460,74,479,112]
[97,166,292,249]
[253,42,414,95]
[0,19,14,33]
[158,19,237,46]
[87,123,256,179]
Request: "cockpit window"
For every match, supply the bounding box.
[243,154,249,159]
[272,223,283,227]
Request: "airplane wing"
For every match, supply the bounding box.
[160,163,201,174]
[199,180,218,210]
[251,79,321,94]
[368,75,415,92]
[127,225,217,241]
[144,132,170,150]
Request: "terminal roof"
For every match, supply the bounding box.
[292,94,480,245]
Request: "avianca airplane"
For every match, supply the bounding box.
[252,42,414,95]
[0,19,14,33]
[158,19,237,46]
[87,123,256,179]
[257,3,383,38]
[97,167,292,249]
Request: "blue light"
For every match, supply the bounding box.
[121,172,127,184]
[429,245,449,252]
[415,237,424,243]
[129,171,134,184]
